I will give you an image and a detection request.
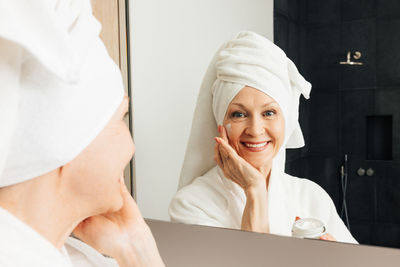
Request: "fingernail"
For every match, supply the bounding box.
[320,235,327,240]
[218,125,222,133]
[214,137,220,143]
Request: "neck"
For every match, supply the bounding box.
[0,170,83,250]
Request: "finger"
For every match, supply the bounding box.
[216,137,239,161]
[216,138,229,158]
[118,181,143,221]
[219,125,229,143]
[320,233,336,241]
[73,216,105,238]
[214,141,224,169]
[218,145,237,182]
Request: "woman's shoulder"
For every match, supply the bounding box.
[169,167,232,226]
[171,167,229,207]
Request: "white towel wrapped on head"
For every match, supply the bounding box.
[0,0,124,187]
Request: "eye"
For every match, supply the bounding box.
[230,111,246,118]
[263,110,276,117]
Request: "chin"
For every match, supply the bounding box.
[95,192,124,215]
[243,156,272,171]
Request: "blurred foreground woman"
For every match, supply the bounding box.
[0,0,164,266]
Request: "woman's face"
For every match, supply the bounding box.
[62,96,134,216]
[223,86,285,170]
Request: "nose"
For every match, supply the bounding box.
[245,116,265,137]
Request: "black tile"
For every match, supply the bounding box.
[366,115,393,160]
[298,96,310,156]
[374,88,400,160]
[304,67,341,90]
[288,0,299,21]
[274,0,289,15]
[342,0,376,21]
[287,21,299,65]
[286,148,301,163]
[340,19,376,89]
[377,19,400,87]
[307,0,341,24]
[308,91,339,153]
[304,25,341,89]
[377,0,400,19]
[285,156,305,177]
[304,155,341,188]
[373,223,400,248]
[298,25,307,71]
[345,155,376,222]
[303,155,342,208]
[274,13,289,53]
[297,0,308,23]
[377,162,400,223]
[341,89,374,156]
[306,25,341,67]
[349,223,373,245]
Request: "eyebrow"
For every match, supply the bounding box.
[230,101,277,108]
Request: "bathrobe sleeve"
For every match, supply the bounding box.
[289,176,358,244]
[169,171,237,228]
[317,187,358,244]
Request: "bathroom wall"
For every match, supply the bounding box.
[275,0,400,248]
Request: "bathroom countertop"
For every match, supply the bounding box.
[146,219,400,267]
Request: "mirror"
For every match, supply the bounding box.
[129,0,400,249]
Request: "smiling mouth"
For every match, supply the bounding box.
[241,141,270,148]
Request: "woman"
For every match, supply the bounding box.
[169,31,357,243]
[0,0,164,266]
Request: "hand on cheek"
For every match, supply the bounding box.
[73,178,165,267]
[214,125,266,192]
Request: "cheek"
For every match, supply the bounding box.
[107,125,134,175]
[72,125,133,194]
[271,119,285,146]
[225,123,245,147]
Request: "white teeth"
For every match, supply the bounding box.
[244,142,268,148]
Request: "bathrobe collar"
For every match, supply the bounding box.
[0,206,73,266]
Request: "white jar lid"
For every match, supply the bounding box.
[292,218,326,238]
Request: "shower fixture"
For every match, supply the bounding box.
[340,154,350,230]
[340,51,363,65]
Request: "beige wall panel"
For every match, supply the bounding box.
[90,0,134,195]
[91,0,120,66]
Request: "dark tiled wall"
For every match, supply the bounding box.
[275,0,400,248]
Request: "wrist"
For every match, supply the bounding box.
[244,182,267,198]
[112,227,165,267]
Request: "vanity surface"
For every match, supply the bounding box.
[146,219,400,267]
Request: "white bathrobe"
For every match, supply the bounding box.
[170,166,358,244]
[0,206,119,267]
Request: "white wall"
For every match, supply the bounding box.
[130,0,274,221]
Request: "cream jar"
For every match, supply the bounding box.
[292,218,326,239]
